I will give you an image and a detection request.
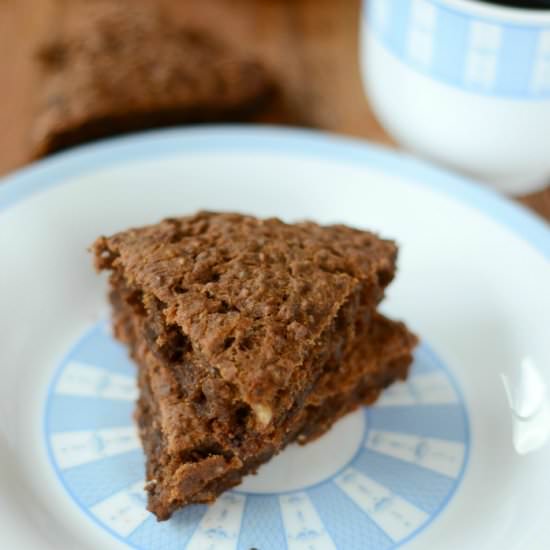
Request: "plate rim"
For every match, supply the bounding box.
[1,125,548,548]
[0,125,548,260]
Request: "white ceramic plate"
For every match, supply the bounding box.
[0,126,549,550]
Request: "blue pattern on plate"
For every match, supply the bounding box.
[368,404,467,442]
[62,450,145,508]
[129,506,207,550]
[48,395,134,432]
[44,321,469,549]
[237,495,287,550]
[308,482,394,550]
[66,323,136,376]
[355,449,456,514]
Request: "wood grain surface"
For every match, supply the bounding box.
[1,0,549,221]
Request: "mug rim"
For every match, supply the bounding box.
[434,0,550,25]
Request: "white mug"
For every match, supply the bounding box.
[360,0,550,194]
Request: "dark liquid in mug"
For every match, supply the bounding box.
[476,0,550,8]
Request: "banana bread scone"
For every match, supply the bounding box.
[32,3,274,158]
[93,211,416,520]
[132,313,415,519]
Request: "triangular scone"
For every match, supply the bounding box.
[93,211,416,520]
[32,3,274,158]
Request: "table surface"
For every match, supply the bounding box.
[1,0,549,222]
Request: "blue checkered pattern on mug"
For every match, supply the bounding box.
[366,0,550,98]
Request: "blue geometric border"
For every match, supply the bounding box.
[44,321,470,550]
[365,0,550,99]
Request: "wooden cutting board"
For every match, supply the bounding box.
[1,0,549,221]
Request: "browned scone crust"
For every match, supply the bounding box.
[31,3,274,158]
[93,211,416,520]
[132,314,415,519]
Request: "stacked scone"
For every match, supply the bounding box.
[93,212,417,520]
